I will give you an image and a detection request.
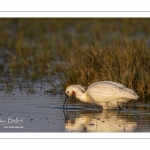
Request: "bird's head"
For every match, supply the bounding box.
[65,86,76,97]
[65,85,85,97]
[63,85,86,108]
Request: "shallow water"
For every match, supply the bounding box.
[0,82,150,132]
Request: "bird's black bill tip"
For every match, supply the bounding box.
[65,93,69,99]
[63,93,69,108]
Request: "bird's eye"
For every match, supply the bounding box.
[67,91,69,93]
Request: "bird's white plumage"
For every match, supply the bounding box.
[87,81,139,109]
[65,81,139,109]
[73,84,86,92]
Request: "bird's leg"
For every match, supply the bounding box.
[83,125,87,132]
[117,101,123,111]
[118,106,123,112]
[125,102,128,109]
[102,104,109,110]
[106,103,109,110]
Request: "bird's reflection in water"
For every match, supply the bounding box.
[64,109,137,132]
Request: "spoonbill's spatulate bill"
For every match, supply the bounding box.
[64,81,139,109]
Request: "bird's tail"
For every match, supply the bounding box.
[124,87,139,100]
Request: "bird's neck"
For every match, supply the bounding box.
[75,91,92,103]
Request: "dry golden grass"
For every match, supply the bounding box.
[56,40,150,98]
[0,18,150,97]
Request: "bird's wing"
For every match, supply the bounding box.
[91,81,126,88]
[98,81,139,99]
[87,82,125,103]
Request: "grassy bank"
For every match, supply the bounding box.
[0,18,150,97]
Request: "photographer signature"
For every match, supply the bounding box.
[0,117,23,125]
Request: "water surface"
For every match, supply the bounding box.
[0,82,149,132]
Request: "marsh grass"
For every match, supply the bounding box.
[56,40,150,98]
[0,19,72,79]
[0,18,150,97]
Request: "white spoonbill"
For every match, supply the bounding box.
[63,81,139,109]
